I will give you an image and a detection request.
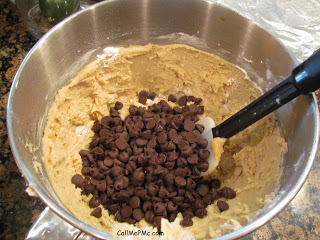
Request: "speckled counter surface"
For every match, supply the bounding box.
[1,0,320,239]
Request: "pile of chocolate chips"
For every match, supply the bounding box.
[71,91,236,231]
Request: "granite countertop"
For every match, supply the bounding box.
[1,0,320,239]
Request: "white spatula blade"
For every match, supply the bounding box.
[196,117,218,177]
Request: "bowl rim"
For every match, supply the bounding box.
[7,0,320,239]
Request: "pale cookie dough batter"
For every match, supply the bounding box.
[42,44,287,239]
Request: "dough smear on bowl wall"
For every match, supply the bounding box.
[42,44,287,239]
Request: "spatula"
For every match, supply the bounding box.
[200,49,320,176]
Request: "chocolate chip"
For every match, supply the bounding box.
[90,167,100,178]
[114,176,129,190]
[180,217,193,226]
[106,185,114,197]
[197,138,208,149]
[132,146,142,156]
[164,173,175,185]
[171,196,183,206]
[129,196,141,209]
[143,201,152,212]
[148,183,160,196]
[117,190,130,202]
[197,184,209,196]
[187,154,199,165]
[97,160,108,171]
[147,137,157,149]
[157,132,167,144]
[178,96,188,106]
[145,210,155,223]
[92,122,102,133]
[202,194,212,206]
[115,212,124,222]
[178,188,186,197]
[177,139,188,150]
[143,148,153,160]
[197,106,204,115]
[217,200,229,212]
[193,98,202,105]
[132,208,144,221]
[108,148,119,158]
[193,199,205,210]
[120,131,130,141]
[171,106,181,114]
[195,208,206,218]
[129,105,138,115]
[182,209,194,218]
[115,101,124,110]
[92,146,104,159]
[173,114,184,125]
[176,157,187,168]
[175,176,186,188]
[132,168,145,186]
[195,124,205,134]
[180,145,193,158]
[184,178,196,190]
[164,201,177,214]
[89,196,101,208]
[184,120,195,131]
[121,205,133,218]
[154,202,166,215]
[125,218,137,224]
[218,187,236,199]
[136,154,147,166]
[118,152,129,163]
[153,165,164,175]
[158,186,170,198]
[168,94,177,102]
[100,193,108,204]
[90,136,100,148]
[101,116,112,126]
[126,186,134,197]
[80,149,94,162]
[106,204,119,215]
[96,180,107,192]
[188,104,198,113]
[197,162,209,172]
[115,138,127,150]
[175,168,187,177]
[71,174,84,188]
[146,119,156,130]
[109,107,120,118]
[138,90,149,104]
[164,161,175,170]
[150,153,166,165]
[83,182,95,195]
[199,149,210,160]
[210,179,221,189]
[91,207,102,218]
[103,157,113,167]
[185,190,195,203]
[110,165,124,177]
[136,138,148,147]
[186,131,199,143]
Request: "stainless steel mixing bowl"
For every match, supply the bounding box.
[7,0,319,239]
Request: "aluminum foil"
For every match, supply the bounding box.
[215,0,320,62]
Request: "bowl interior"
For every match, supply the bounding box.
[7,0,318,239]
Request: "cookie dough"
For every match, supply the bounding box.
[42,44,287,239]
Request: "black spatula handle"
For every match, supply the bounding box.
[212,49,320,139]
[292,49,320,93]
